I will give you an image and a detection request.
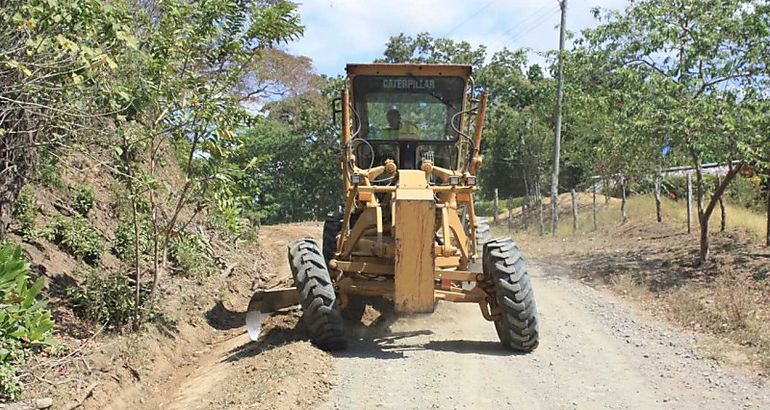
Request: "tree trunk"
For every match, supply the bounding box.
[571,189,578,232]
[619,175,627,223]
[696,161,741,264]
[715,175,725,232]
[654,169,662,223]
[691,153,707,262]
[493,188,499,225]
[766,163,770,247]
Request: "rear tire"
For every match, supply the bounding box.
[483,238,539,352]
[475,218,492,253]
[288,238,346,350]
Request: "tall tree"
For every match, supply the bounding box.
[581,0,769,263]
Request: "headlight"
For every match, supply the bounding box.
[448,175,460,186]
[466,176,476,186]
[351,174,362,185]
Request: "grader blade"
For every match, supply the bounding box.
[245,287,299,341]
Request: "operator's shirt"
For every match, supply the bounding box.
[381,123,420,140]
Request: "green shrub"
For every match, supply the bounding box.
[72,184,95,216]
[13,186,37,238]
[66,271,143,328]
[0,361,21,402]
[207,205,245,242]
[0,242,54,401]
[35,152,63,189]
[41,216,104,264]
[169,234,216,278]
[113,217,152,263]
[474,197,524,217]
[726,174,765,213]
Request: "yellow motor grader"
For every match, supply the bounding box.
[246,63,539,352]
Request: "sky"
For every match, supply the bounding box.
[286,0,629,76]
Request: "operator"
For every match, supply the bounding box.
[382,108,420,140]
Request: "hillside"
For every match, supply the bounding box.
[0,139,328,408]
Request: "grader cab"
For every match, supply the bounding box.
[247,63,539,352]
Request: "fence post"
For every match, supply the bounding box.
[686,171,693,234]
[654,168,662,223]
[536,180,545,236]
[592,182,597,231]
[766,163,770,247]
[571,189,578,232]
[507,198,514,231]
[619,174,628,223]
[493,188,499,225]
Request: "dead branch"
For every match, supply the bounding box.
[62,382,99,410]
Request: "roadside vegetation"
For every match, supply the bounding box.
[0,0,768,404]
[488,190,770,372]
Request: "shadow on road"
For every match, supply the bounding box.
[205,300,246,330]
[422,340,520,356]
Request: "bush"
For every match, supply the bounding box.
[0,362,21,402]
[72,184,95,216]
[41,216,104,264]
[34,151,63,189]
[207,205,245,243]
[474,197,524,217]
[66,271,146,329]
[726,174,765,213]
[13,186,37,238]
[0,242,54,401]
[169,234,216,278]
[113,217,152,263]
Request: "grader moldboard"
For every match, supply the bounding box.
[246,63,539,352]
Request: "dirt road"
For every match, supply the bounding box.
[121,223,769,409]
[325,261,769,409]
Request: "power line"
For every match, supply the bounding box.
[488,3,559,50]
[505,8,561,46]
[443,0,498,38]
[490,3,555,43]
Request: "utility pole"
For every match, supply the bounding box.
[550,0,567,236]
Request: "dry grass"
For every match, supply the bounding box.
[500,193,767,243]
[668,274,770,370]
[505,192,770,373]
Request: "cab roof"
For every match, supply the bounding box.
[345,63,472,78]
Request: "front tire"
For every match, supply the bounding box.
[288,238,346,350]
[322,211,342,265]
[483,238,539,352]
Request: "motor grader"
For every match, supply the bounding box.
[246,63,539,352]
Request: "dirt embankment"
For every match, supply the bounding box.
[95,223,333,410]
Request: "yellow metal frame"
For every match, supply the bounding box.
[331,63,494,317]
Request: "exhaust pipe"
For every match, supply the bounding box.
[245,287,300,341]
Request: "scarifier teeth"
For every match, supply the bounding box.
[245,310,266,341]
